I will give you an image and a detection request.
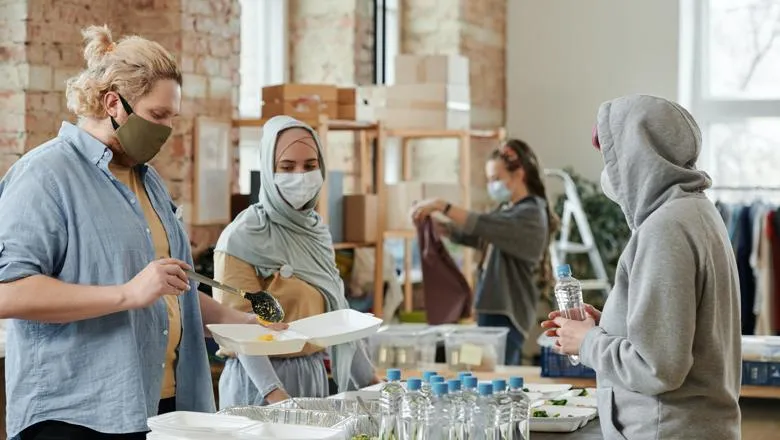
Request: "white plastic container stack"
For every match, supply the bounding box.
[368,324,440,369]
[444,327,510,372]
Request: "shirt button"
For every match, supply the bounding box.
[130,198,136,204]
[146,228,152,234]
[162,363,166,368]
[163,329,169,336]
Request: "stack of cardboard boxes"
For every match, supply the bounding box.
[382,54,471,130]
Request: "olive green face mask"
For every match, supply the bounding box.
[110,94,172,164]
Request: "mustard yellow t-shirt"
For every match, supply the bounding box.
[110,163,182,399]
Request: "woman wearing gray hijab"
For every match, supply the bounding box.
[212,115,379,407]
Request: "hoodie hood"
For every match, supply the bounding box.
[597,94,711,230]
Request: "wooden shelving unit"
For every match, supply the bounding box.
[372,127,507,317]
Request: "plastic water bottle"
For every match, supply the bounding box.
[446,379,466,439]
[457,371,472,381]
[554,264,587,365]
[474,383,499,440]
[508,376,531,440]
[462,376,480,436]
[492,379,513,438]
[421,370,437,400]
[400,378,428,440]
[379,368,405,439]
[427,382,453,440]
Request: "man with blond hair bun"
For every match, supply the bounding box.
[0,25,283,440]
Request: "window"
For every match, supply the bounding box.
[683,0,780,193]
[237,0,287,194]
[374,0,400,85]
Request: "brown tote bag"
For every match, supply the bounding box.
[416,217,471,324]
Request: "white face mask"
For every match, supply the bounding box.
[600,168,619,203]
[274,170,323,210]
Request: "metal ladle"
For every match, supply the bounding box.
[185,270,285,324]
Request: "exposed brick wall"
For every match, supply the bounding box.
[0,0,241,250]
[289,0,363,194]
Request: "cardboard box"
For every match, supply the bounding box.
[337,87,356,104]
[385,84,470,111]
[385,182,424,231]
[343,194,378,243]
[338,86,388,121]
[262,84,338,120]
[380,108,470,130]
[423,183,462,206]
[395,54,470,85]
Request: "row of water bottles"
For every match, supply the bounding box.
[378,368,532,440]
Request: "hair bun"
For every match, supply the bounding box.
[81,25,115,68]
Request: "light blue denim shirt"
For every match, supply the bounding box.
[0,122,215,437]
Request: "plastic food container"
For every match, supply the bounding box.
[368,325,440,369]
[268,397,382,415]
[146,411,256,439]
[444,327,509,372]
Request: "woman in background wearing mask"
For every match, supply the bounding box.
[411,139,557,365]
[212,116,379,408]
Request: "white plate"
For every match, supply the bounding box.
[234,422,342,440]
[546,395,598,409]
[524,383,573,398]
[288,309,383,348]
[530,405,596,432]
[207,324,308,356]
[147,411,256,439]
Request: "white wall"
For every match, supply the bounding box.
[507,0,681,186]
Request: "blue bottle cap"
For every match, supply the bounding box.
[386,369,401,381]
[430,375,445,384]
[422,371,437,382]
[508,376,524,389]
[556,264,572,278]
[457,371,472,380]
[492,379,507,392]
[447,379,462,392]
[478,383,494,396]
[464,376,478,389]
[432,382,449,396]
[407,378,422,391]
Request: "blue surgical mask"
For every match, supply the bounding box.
[487,180,512,203]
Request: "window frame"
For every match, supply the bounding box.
[373,0,400,85]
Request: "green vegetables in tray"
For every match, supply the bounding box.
[351,436,378,440]
[578,389,589,396]
[533,410,564,418]
[549,399,568,406]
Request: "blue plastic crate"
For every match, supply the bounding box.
[540,346,596,378]
[742,361,780,386]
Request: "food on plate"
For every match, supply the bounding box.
[255,316,272,326]
[578,389,588,396]
[549,399,568,406]
[350,435,379,440]
[256,334,275,342]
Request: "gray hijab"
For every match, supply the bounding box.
[215,115,357,392]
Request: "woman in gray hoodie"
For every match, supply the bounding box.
[543,95,741,439]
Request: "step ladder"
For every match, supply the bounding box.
[544,169,611,299]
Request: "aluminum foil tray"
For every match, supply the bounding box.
[268,398,382,415]
[217,406,349,428]
[332,415,380,438]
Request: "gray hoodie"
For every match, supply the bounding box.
[580,95,742,439]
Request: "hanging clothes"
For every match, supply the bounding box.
[416,217,471,325]
[737,206,757,334]
[755,210,775,335]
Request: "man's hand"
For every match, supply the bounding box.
[121,259,191,309]
[265,388,291,403]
